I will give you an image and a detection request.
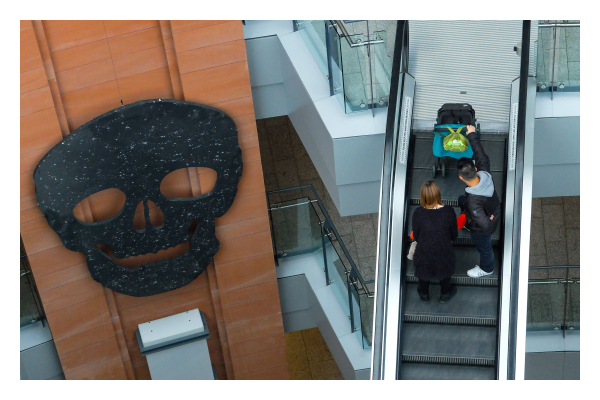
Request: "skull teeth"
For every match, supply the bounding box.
[97,240,190,268]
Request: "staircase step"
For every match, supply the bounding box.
[406,246,501,287]
[400,362,496,380]
[401,323,497,366]
[404,244,501,286]
[404,283,498,326]
[406,205,501,243]
[409,169,505,205]
[411,133,507,171]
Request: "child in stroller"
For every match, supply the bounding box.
[431,103,480,178]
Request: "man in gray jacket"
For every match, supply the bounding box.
[457,125,502,278]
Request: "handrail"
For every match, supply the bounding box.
[266,185,375,291]
[371,20,410,380]
[506,20,532,380]
[331,20,384,48]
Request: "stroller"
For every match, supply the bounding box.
[431,103,480,178]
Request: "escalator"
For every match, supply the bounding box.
[371,21,536,380]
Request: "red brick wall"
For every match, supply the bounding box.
[20,20,289,380]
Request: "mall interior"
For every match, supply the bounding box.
[20,20,580,380]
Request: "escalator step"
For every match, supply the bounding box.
[404,283,498,326]
[400,362,496,380]
[406,205,502,243]
[401,323,497,365]
[406,246,501,287]
[409,169,505,206]
[411,132,507,172]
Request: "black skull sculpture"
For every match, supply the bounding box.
[33,99,243,297]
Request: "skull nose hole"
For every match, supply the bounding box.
[188,219,199,238]
[133,200,165,231]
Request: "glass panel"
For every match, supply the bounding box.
[341,33,369,113]
[329,25,345,110]
[526,282,565,331]
[566,281,580,331]
[361,293,374,348]
[270,197,323,261]
[348,278,363,345]
[297,20,329,80]
[536,26,552,91]
[324,233,351,318]
[558,26,579,91]
[371,30,391,109]
[536,24,579,93]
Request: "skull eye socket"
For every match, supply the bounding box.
[73,188,126,223]
[160,167,217,198]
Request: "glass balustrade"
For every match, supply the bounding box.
[526,266,580,333]
[267,185,374,348]
[20,237,45,328]
[296,20,393,113]
[536,21,579,94]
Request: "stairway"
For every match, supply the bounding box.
[398,130,507,380]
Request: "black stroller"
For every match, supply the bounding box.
[431,103,480,178]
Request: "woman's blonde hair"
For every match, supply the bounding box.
[419,180,442,208]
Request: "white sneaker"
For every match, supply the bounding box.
[407,241,417,260]
[467,265,493,278]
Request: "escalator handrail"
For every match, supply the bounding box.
[370,20,409,380]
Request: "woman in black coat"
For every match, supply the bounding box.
[412,180,458,303]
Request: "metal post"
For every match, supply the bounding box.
[348,275,355,333]
[324,20,335,97]
[322,224,330,286]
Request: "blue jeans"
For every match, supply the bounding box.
[458,195,494,273]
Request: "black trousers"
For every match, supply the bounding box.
[419,277,452,295]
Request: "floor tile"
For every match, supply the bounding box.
[565,228,580,265]
[563,196,580,229]
[529,268,549,280]
[546,241,568,266]
[308,359,344,380]
[531,198,543,218]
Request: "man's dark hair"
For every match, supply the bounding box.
[457,157,477,180]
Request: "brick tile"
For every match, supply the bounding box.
[39,275,104,314]
[234,113,257,138]
[60,336,121,374]
[21,85,54,117]
[239,134,259,152]
[104,20,159,38]
[21,20,32,30]
[230,344,288,377]
[20,217,63,255]
[35,262,90,292]
[20,170,34,197]
[21,67,48,93]
[54,322,114,355]
[242,146,261,164]
[60,80,121,131]
[26,245,87,278]
[21,27,43,73]
[216,215,270,242]
[20,108,63,154]
[173,21,243,53]
[223,294,281,326]
[234,159,266,199]
[45,295,111,341]
[214,230,272,265]
[214,252,276,293]
[225,312,285,345]
[229,331,287,359]
[108,26,163,58]
[170,20,229,34]
[43,20,106,53]
[177,39,247,75]
[221,280,279,308]
[20,205,44,225]
[118,67,174,104]
[112,45,168,79]
[209,96,254,119]
[64,355,127,380]
[180,61,252,105]
[51,39,112,73]
[55,59,116,93]
[216,192,268,227]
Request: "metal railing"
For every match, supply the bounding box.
[266,185,374,348]
[295,20,392,113]
[527,266,580,335]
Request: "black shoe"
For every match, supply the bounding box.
[439,285,457,303]
[417,288,429,303]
